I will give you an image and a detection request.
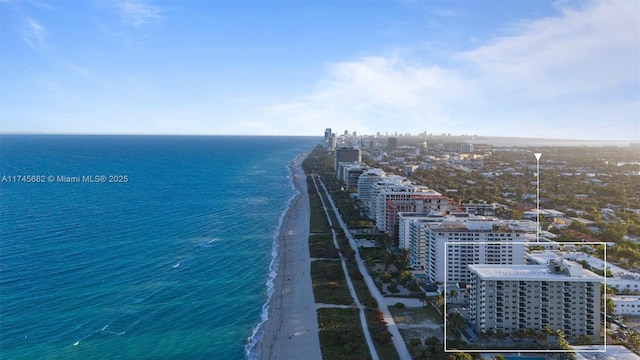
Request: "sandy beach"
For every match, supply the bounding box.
[256,153,322,360]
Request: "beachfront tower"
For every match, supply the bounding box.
[334,147,361,171]
[468,260,602,338]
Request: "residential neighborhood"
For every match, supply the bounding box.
[316,129,640,359]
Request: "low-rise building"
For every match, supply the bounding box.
[611,296,640,315]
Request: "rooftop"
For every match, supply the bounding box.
[469,261,603,282]
[610,296,640,302]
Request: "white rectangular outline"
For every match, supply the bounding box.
[443,241,607,353]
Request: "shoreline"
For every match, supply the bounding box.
[253,151,322,360]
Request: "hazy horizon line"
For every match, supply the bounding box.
[1,131,638,143]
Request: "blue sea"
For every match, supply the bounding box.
[0,135,318,360]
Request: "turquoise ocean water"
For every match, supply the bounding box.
[0,135,318,359]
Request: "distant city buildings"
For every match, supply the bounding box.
[334,147,361,171]
[387,137,398,151]
[460,143,474,154]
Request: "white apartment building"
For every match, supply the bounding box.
[611,296,640,315]
[397,212,445,269]
[374,185,449,239]
[339,162,367,190]
[356,168,385,209]
[528,250,640,295]
[425,217,530,284]
[469,260,602,338]
[367,175,410,220]
[608,278,640,295]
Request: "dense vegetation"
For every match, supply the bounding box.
[317,308,370,360]
[304,147,399,360]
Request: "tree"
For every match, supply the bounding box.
[542,325,553,348]
[606,296,615,316]
[576,335,593,345]
[448,353,473,360]
[447,312,466,339]
[433,292,445,313]
[419,293,429,307]
[424,336,441,352]
[448,289,459,302]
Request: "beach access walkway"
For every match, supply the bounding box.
[311,174,379,360]
[316,177,412,360]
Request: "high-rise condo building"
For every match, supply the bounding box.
[334,148,361,171]
[367,175,411,220]
[460,143,474,153]
[397,212,445,269]
[425,217,530,284]
[338,162,368,190]
[468,260,602,338]
[375,185,450,241]
[356,168,386,208]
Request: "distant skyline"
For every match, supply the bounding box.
[1,0,638,140]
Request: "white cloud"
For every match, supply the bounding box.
[112,0,162,27]
[22,18,47,49]
[264,56,469,136]
[460,0,639,98]
[265,0,639,140]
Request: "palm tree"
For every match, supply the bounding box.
[447,312,466,339]
[542,325,553,348]
[448,289,458,303]
[433,292,445,314]
[606,297,615,317]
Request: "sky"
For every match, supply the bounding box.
[1,0,639,140]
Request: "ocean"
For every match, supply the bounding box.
[0,135,318,360]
